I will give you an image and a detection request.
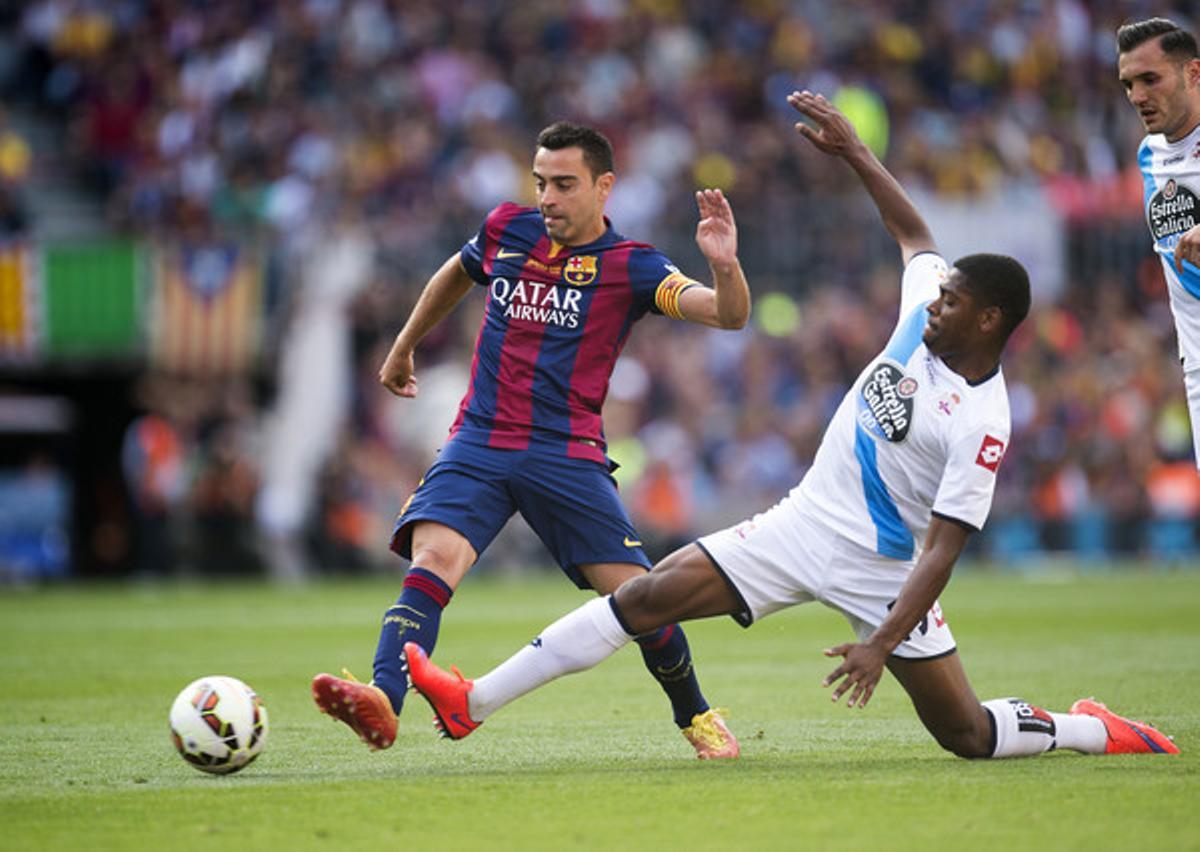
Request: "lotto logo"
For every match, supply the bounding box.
[1010,699,1056,736]
[975,435,1005,472]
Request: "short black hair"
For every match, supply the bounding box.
[535,122,614,178]
[953,253,1031,340]
[1117,18,1199,60]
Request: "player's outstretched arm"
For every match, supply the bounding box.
[677,188,750,329]
[788,90,936,265]
[379,254,475,397]
[822,517,968,708]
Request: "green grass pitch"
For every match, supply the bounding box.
[2,566,1198,851]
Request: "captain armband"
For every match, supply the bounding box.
[654,272,700,319]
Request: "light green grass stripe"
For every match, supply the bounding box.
[2,570,1197,851]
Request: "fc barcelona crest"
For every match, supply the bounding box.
[564,255,598,286]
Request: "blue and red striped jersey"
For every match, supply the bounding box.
[450,203,698,464]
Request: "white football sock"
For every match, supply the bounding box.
[984,697,1107,757]
[469,596,633,721]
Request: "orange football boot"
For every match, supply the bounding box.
[404,642,481,740]
[312,669,398,750]
[1069,698,1179,754]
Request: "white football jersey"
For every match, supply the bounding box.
[792,253,1011,560]
[1138,124,1200,369]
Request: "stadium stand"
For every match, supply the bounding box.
[0,1,1195,578]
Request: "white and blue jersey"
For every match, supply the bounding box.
[792,253,1011,560]
[695,252,987,652]
[1138,126,1200,370]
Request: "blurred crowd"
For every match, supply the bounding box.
[2,0,1198,579]
[4,0,1176,258]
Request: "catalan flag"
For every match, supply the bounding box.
[0,240,38,360]
[149,242,263,375]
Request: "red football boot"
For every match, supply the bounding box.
[1069,698,1179,754]
[404,642,481,740]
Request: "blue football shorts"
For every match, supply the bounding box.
[390,438,651,588]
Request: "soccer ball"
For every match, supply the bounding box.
[169,675,268,774]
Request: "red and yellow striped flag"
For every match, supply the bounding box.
[0,240,38,360]
[149,242,263,375]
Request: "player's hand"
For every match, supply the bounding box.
[788,90,862,158]
[822,641,889,709]
[1175,224,1200,273]
[379,348,418,397]
[695,188,738,267]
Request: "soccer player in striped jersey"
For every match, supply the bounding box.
[401,94,1179,760]
[1118,18,1200,469]
[313,121,749,758]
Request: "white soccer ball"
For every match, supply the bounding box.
[169,675,268,774]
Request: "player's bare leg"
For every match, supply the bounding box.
[406,520,476,588]
[885,652,992,757]
[613,544,746,633]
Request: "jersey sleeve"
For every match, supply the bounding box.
[899,252,948,319]
[931,422,1008,532]
[458,216,491,285]
[627,248,701,319]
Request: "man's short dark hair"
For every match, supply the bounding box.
[953,253,1031,340]
[536,122,614,178]
[1117,18,1199,60]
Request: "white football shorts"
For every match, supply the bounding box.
[697,494,956,659]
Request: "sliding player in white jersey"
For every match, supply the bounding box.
[402,92,1179,759]
[1118,18,1200,469]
